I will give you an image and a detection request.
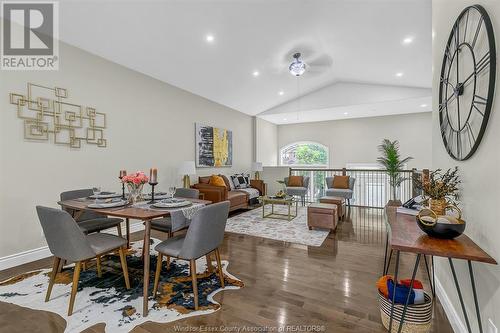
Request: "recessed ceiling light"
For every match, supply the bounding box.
[402,36,414,45]
[283,118,287,121]
[205,34,214,42]
[420,104,428,108]
[278,91,284,96]
[253,71,260,77]
[343,112,348,115]
[395,72,404,77]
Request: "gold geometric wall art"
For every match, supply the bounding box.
[9,83,107,149]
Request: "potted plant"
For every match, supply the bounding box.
[377,139,413,205]
[414,167,460,215]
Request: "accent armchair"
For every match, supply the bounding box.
[284,176,310,206]
[325,176,356,207]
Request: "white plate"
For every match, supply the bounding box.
[87,200,128,208]
[152,200,192,208]
[89,192,121,199]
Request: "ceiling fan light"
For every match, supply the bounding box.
[289,53,307,76]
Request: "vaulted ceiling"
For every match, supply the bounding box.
[57,0,432,123]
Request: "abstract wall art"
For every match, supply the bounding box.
[195,123,232,167]
[9,82,107,149]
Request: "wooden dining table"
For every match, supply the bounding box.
[58,197,211,316]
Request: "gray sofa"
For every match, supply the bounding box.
[284,176,310,206]
[325,176,356,207]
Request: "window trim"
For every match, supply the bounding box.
[279,141,329,167]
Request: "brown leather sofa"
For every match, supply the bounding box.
[192,175,264,211]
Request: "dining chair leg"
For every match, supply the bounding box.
[57,259,65,273]
[153,253,163,296]
[166,256,171,270]
[206,254,214,273]
[118,246,131,289]
[45,257,61,302]
[96,255,102,278]
[190,259,199,310]
[68,261,82,316]
[214,249,225,288]
[82,261,87,271]
[117,224,123,238]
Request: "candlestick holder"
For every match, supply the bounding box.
[148,182,158,204]
[119,177,126,200]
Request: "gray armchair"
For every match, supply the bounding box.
[284,176,310,206]
[152,201,230,310]
[60,189,124,235]
[36,206,130,316]
[325,176,356,207]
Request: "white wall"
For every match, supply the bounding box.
[432,1,500,332]
[255,117,278,166]
[277,112,432,169]
[0,41,253,258]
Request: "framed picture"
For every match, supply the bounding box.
[195,123,233,167]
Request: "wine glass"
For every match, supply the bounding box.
[92,186,102,204]
[168,186,176,199]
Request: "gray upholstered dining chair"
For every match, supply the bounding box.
[325,176,356,207]
[60,189,124,235]
[284,176,310,206]
[152,201,230,310]
[36,206,130,316]
[149,188,200,236]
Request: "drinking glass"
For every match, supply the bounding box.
[92,186,102,204]
[168,186,176,199]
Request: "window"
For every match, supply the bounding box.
[280,141,328,167]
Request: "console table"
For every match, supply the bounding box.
[384,206,496,333]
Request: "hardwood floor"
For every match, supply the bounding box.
[0,207,453,333]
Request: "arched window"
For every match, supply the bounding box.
[280,141,329,167]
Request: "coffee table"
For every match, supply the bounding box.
[261,196,298,221]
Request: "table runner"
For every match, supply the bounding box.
[132,202,205,231]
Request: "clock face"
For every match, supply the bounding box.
[439,5,496,161]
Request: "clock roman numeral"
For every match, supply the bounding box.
[475,51,490,75]
[471,16,484,49]
[466,123,476,148]
[463,10,470,43]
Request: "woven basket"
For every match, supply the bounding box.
[378,291,433,333]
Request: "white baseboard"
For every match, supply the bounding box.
[435,276,467,333]
[0,222,144,271]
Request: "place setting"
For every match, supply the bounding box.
[87,186,128,209]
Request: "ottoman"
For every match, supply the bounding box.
[319,196,346,220]
[307,203,338,232]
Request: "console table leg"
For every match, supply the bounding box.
[449,258,472,333]
[468,260,483,333]
[397,254,421,333]
[388,250,400,332]
[384,250,393,276]
[423,255,435,297]
[432,256,435,298]
[383,234,389,275]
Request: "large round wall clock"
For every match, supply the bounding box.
[439,4,496,161]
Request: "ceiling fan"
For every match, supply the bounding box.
[280,47,333,77]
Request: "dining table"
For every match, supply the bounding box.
[58,196,211,316]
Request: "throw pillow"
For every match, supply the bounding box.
[199,176,210,184]
[288,175,303,187]
[219,175,232,190]
[332,175,350,189]
[209,175,227,188]
[230,173,250,189]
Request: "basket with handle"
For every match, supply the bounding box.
[378,291,433,333]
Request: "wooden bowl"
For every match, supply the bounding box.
[416,206,466,239]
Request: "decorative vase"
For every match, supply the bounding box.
[429,198,447,215]
[127,183,144,204]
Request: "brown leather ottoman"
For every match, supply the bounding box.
[319,196,345,220]
[307,203,338,232]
